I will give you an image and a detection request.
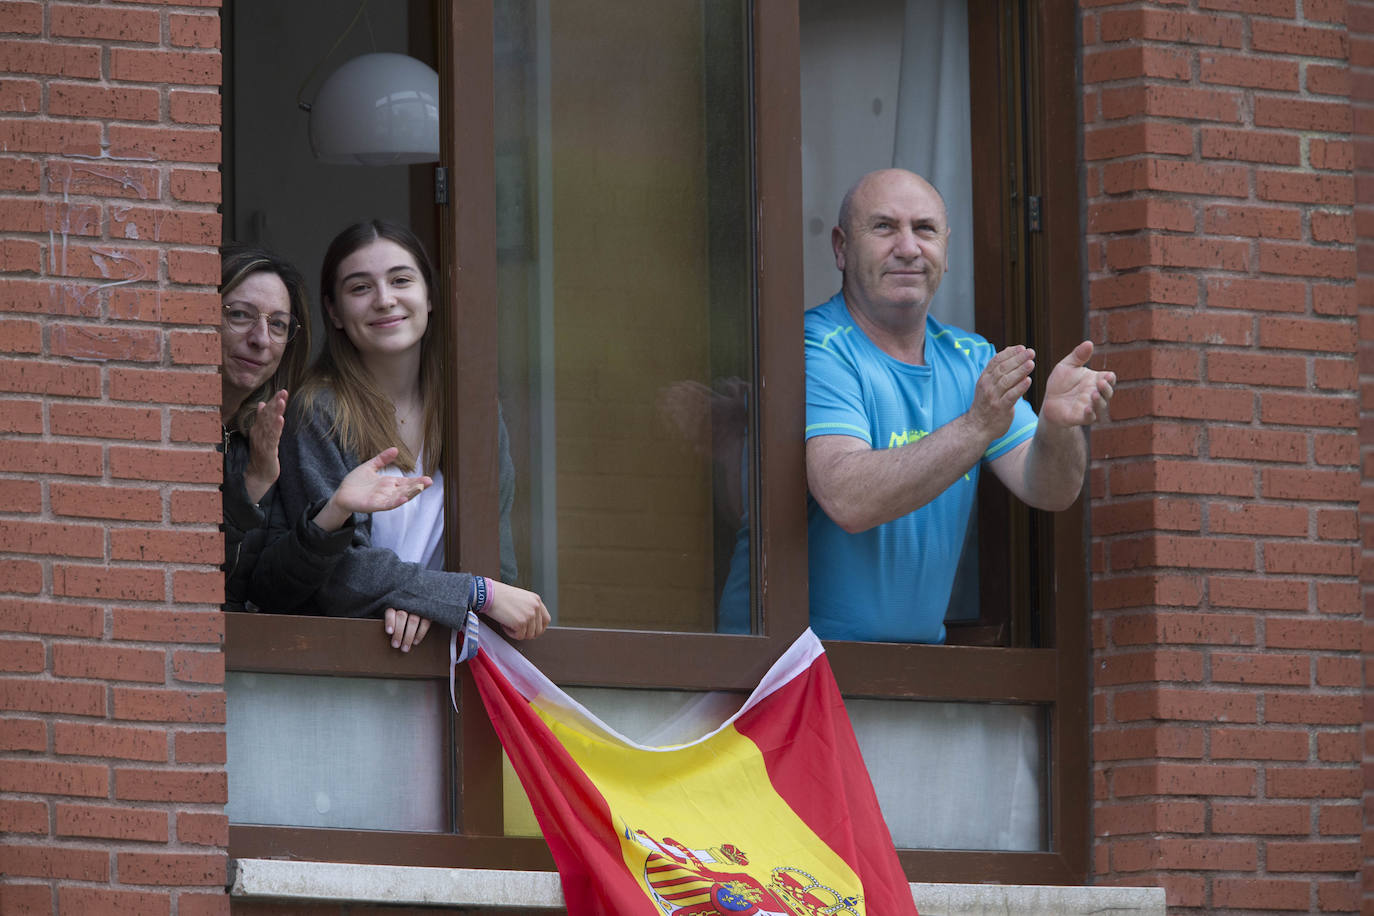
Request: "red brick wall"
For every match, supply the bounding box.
[0,2,228,914]
[1354,0,1374,911]
[1082,2,1363,914]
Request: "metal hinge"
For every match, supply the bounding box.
[435,166,449,205]
[1027,195,1042,233]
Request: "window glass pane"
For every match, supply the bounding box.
[800,0,982,624]
[848,698,1046,851]
[494,0,755,633]
[226,673,448,832]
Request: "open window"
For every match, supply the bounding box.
[222,0,1088,886]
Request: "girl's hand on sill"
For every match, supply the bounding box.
[486,582,551,641]
[385,607,432,652]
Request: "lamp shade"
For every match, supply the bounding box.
[309,52,440,166]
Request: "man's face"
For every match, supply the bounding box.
[833,171,949,319]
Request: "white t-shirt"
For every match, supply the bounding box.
[369,457,445,571]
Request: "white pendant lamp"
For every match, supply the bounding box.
[308,52,440,166]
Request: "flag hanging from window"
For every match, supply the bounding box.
[459,619,918,916]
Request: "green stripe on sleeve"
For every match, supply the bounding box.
[805,421,871,440]
[985,420,1038,459]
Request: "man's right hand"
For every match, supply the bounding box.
[968,345,1035,446]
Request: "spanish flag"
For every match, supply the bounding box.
[464,620,918,916]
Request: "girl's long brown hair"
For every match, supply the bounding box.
[296,220,443,473]
[219,244,313,437]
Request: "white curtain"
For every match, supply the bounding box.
[848,698,1044,850]
[227,676,1043,849]
[892,0,974,331]
[225,672,447,831]
[800,0,974,332]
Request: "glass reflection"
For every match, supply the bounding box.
[494,0,754,633]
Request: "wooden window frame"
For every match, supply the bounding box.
[226,0,1087,887]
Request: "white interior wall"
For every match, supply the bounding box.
[232,0,414,330]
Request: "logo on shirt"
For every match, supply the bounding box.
[887,427,971,482]
[886,428,929,449]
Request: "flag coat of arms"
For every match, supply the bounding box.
[463,620,918,916]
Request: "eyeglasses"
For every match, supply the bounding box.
[223,305,300,343]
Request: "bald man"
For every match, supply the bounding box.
[805,169,1114,643]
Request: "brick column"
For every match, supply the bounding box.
[1354,0,1374,911]
[0,3,228,914]
[1082,3,1362,913]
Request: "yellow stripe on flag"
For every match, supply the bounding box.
[534,707,865,913]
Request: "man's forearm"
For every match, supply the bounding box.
[808,414,992,533]
[1017,421,1087,511]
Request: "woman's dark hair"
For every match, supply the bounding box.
[219,243,312,434]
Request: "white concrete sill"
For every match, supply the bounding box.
[229,858,1166,914]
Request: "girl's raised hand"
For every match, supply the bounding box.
[312,447,433,532]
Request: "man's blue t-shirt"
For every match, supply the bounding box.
[805,293,1038,643]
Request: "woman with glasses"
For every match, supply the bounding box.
[270,220,549,653]
[220,243,430,613]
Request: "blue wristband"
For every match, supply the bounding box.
[470,575,489,613]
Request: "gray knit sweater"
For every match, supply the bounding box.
[257,389,518,629]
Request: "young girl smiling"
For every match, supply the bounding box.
[270,220,549,650]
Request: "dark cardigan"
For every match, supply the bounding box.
[222,427,355,613]
[259,390,517,628]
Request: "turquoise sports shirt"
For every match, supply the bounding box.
[805,293,1038,643]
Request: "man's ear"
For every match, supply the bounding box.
[831,226,846,271]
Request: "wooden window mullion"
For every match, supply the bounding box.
[440,0,505,837]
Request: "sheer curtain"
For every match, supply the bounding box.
[225,673,447,831]
[892,0,974,331]
[800,0,973,332]
[849,699,1044,851]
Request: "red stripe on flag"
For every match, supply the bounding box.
[734,653,918,915]
[469,650,659,915]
